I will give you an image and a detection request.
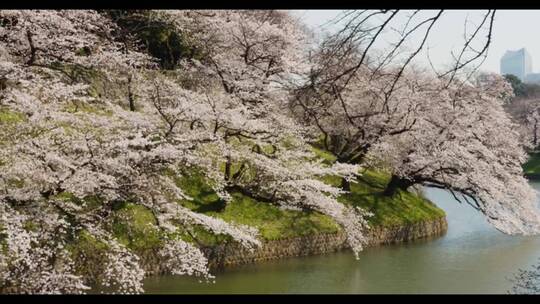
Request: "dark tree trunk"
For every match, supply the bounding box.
[128,75,135,111]
[383,175,413,196]
[224,156,231,181]
[341,177,351,192]
[26,30,37,65]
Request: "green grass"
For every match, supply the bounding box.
[206,193,340,240]
[63,102,113,117]
[0,107,26,148]
[175,172,341,242]
[0,108,25,125]
[65,229,110,284]
[175,168,445,242]
[311,146,337,165]
[321,169,444,227]
[523,152,540,175]
[341,170,444,227]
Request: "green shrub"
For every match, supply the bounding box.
[106,10,203,69]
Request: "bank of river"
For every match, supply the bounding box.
[143,181,540,294]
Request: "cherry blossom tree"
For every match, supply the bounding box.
[504,98,540,150]
[291,31,540,236]
[290,40,421,191]
[0,10,372,294]
[367,72,540,235]
[0,10,260,294]
[148,10,371,256]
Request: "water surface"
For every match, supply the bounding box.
[144,181,540,294]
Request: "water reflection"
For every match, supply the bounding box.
[143,182,540,294]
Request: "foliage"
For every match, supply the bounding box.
[106,10,202,69]
[504,74,527,97]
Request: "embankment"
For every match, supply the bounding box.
[140,216,447,274]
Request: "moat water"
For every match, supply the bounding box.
[143,181,540,294]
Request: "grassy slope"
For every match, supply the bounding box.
[313,147,445,227]
[331,170,444,227]
[175,168,445,245]
[107,147,446,249]
[176,172,341,242]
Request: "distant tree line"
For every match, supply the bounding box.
[504,74,540,98]
[503,74,540,150]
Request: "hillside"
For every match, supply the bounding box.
[108,167,445,250]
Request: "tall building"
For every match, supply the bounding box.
[500,48,532,81]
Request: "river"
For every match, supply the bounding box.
[143,181,540,294]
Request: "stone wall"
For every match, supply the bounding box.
[202,231,349,270]
[364,216,448,246]
[141,216,447,274]
[202,216,448,270]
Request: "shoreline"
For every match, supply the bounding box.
[140,216,448,275]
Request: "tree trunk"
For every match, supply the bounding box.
[127,74,135,111]
[383,175,412,196]
[341,177,351,192]
[224,156,231,181]
[26,30,36,65]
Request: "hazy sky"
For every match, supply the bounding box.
[291,10,540,74]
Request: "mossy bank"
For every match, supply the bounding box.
[155,217,447,272]
[109,167,447,273]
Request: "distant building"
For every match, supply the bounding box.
[525,73,540,84]
[501,48,532,81]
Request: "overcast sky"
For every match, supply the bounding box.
[291,10,540,75]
